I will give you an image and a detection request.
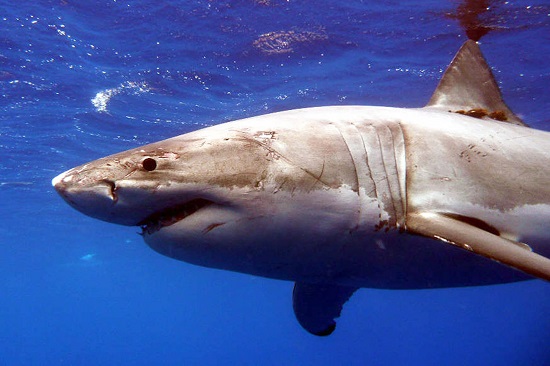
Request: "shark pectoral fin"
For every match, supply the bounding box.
[292,282,358,336]
[407,212,550,282]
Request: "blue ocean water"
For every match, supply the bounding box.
[1,1,549,365]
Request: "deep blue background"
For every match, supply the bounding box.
[1,1,549,365]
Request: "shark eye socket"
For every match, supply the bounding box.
[142,158,157,171]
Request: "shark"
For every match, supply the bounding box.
[52,40,550,336]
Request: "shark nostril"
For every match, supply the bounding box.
[102,180,118,203]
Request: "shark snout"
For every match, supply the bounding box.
[51,169,133,225]
[52,169,116,201]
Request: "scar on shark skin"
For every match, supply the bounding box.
[235,133,334,188]
[453,108,508,121]
[203,222,226,234]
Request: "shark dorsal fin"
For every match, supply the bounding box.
[426,40,526,126]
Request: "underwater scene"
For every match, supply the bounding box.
[1,1,549,365]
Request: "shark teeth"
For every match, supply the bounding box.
[139,198,213,235]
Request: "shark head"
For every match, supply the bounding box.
[52,109,401,279]
[52,124,288,228]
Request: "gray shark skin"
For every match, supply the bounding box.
[53,40,550,336]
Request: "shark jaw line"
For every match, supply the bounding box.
[138,198,214,235]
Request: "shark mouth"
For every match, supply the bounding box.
[139,198,213,235]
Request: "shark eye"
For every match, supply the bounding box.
[141,158,157,171]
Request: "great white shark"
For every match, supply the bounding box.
[53,40,550,336]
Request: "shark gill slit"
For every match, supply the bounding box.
[332,122,376,231]
[363,123,406,231]
[387,123,407,229]
[383,123,407,229]
[375,128,398,227]
[390,123,407,226]
[333,124,360,192]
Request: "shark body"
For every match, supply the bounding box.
[53,41,550,335]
